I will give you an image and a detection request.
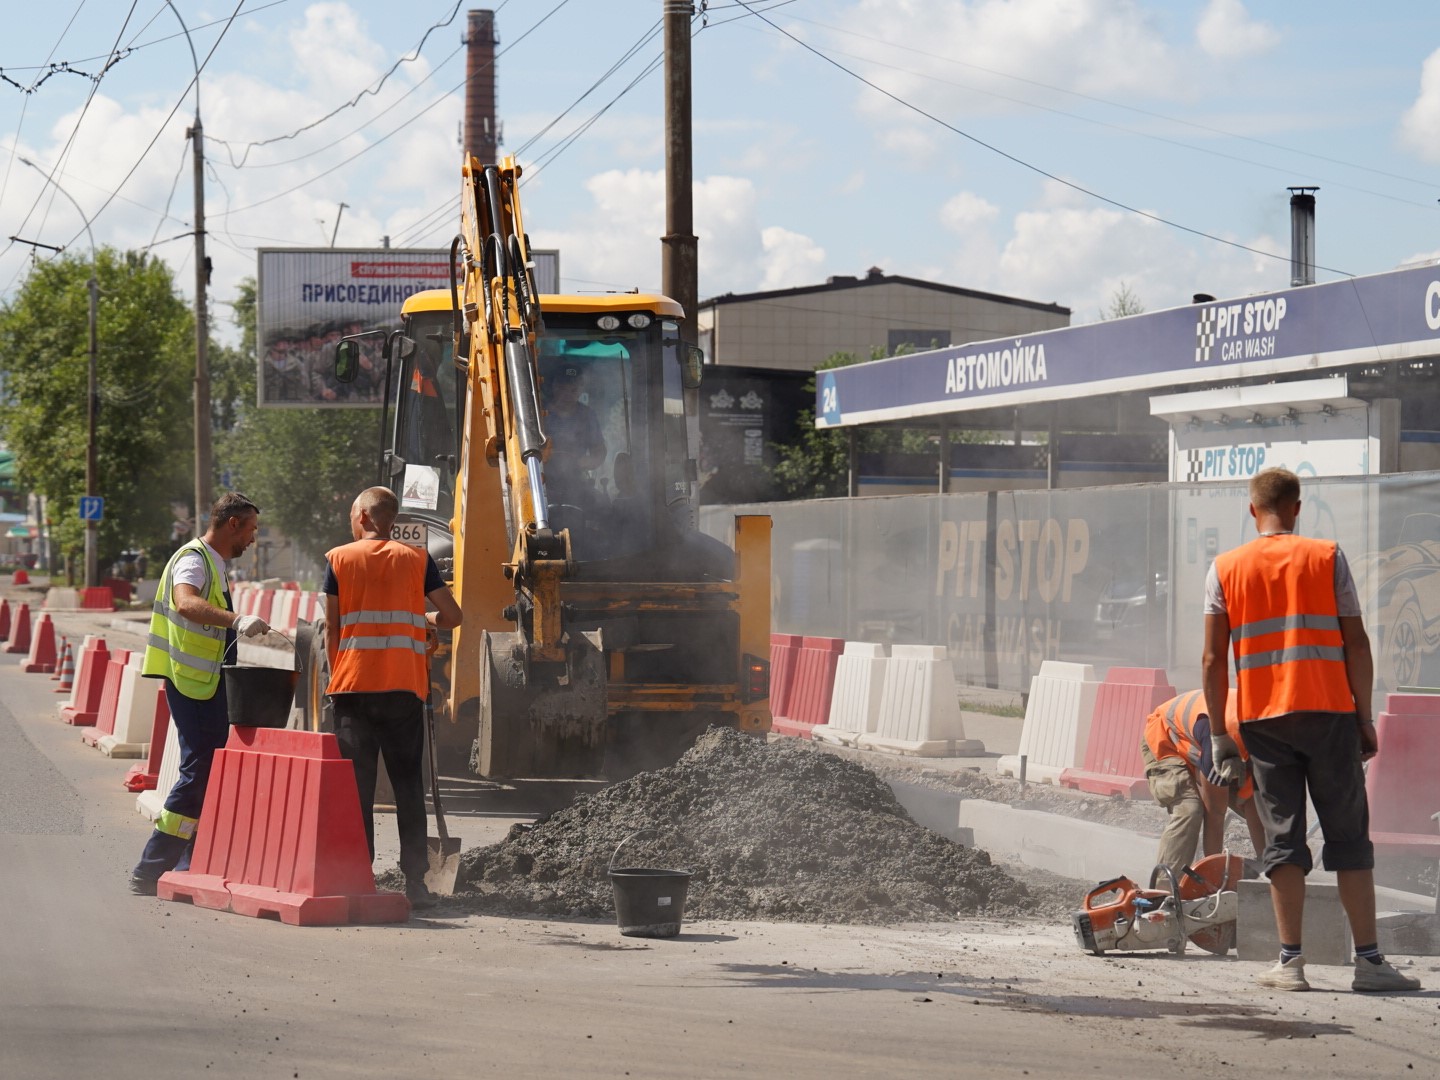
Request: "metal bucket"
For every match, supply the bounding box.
[607,831,692,939]
[223,665,298,728]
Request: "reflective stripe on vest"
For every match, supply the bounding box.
[155,808,199,840]
[1215,534,1354,722]
[141,539,228,700]
[325,538,430,699]
[1160,691,1206,770]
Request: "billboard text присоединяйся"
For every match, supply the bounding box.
[255,248,560,407]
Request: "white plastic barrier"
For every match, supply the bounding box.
[135,717,182,822]
[98,653,160,759]
[270,590,299,636]
[996,660,1101,785]
[812,641,888,748]
[856,644,985,757]
[43,587,83,611]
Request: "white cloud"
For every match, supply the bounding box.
[531,168,826,299]
[938,181,1282,320]
[940,191,1000,232]
[1196,0,1280,59]
[760,227,825,290]
[1400,48,1440,163]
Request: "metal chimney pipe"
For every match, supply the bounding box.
[464,10,499,165]
[1288,186,1318,287]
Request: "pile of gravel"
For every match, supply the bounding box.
[441,727,1039,924]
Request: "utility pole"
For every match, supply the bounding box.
[330,202,349,247]
[86,274,99,586]
[189,114,212,527]
[661,0,697,349]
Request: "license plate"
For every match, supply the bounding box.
[393,521,428,548]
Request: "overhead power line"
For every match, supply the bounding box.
[207,0,506,167]
[735,0,1356,278]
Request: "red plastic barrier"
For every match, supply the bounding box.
[22,612,58,674]
[3,602,31,655]
[772,636,845,740]
[768,634,804,723]
[1367,694,1440,857]
[101,577,133,603]
[159,727,410,925]
[12,568,28,586]
[123,696,170,792]
[80,586,114,611]
[59,638,110,725]
[0,597,10,641]
[1059,667,1176,799]
[81,649,131,747]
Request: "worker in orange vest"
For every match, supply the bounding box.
[1203,467,1419,993]
[324,486,461,911]
[1140,689,1265,878]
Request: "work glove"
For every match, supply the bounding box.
[1208,732,1245,787]
[234,614,271,638]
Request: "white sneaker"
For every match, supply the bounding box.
[1255,955,1310,991]
[1352,957,1421,992]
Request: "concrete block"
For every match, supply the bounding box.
[1376,912,1440,957]
[1237,877,1352,966]
[955,798,1159,885]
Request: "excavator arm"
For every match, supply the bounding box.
[455,155,571,663]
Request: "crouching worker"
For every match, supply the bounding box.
[324,487,461,910]
[1141,688,1266,880]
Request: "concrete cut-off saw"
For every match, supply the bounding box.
[1072,852,1244,957]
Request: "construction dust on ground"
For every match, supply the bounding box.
[431,727,1046,923]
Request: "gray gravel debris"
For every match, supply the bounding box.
[426,727,1042,923]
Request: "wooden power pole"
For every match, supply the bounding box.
[662,1,697,346]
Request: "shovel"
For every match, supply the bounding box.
[423,693,461,895]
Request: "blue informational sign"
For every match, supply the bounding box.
[78,496,104,522]
[816,264,1440,427]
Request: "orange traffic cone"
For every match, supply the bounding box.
[54,641,75,694]
[50,636,67,680]
[0,597,10,642]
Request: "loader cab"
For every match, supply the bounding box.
[387,290,705,574]
[534,297,692,564]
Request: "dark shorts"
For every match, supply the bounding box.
[1242,711,1373,875]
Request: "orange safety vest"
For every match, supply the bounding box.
[1144,690,1253,799]
[410,369,439,397]
[325,538,430,700]
[1214,534,1355,723]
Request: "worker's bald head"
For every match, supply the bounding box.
[352,486,399,536]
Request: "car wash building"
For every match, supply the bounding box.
[700,215,1440,701]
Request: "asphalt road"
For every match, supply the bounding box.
[2,598,1439,1079]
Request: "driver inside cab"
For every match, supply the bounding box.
[542,363,606,506]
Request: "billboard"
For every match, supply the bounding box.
[255,247,560,407]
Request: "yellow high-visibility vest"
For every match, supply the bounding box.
[141,539,229,700]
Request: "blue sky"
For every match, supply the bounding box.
[2,0,1438,342]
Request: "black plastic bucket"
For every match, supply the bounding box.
[609,867,692,938]
[607,831,692,938]
[223,665,299,728]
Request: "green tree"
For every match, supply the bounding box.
[0,250,193,576]
[1102,281,1145,319]
[215,277,378,564]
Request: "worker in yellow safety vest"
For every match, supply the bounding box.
[129,493,271,895]
[324,486,461,910]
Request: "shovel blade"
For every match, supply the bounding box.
[425,836,462,895]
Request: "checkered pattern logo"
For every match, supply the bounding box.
[1184,448,1203,482]
[1195,308,1217,363]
